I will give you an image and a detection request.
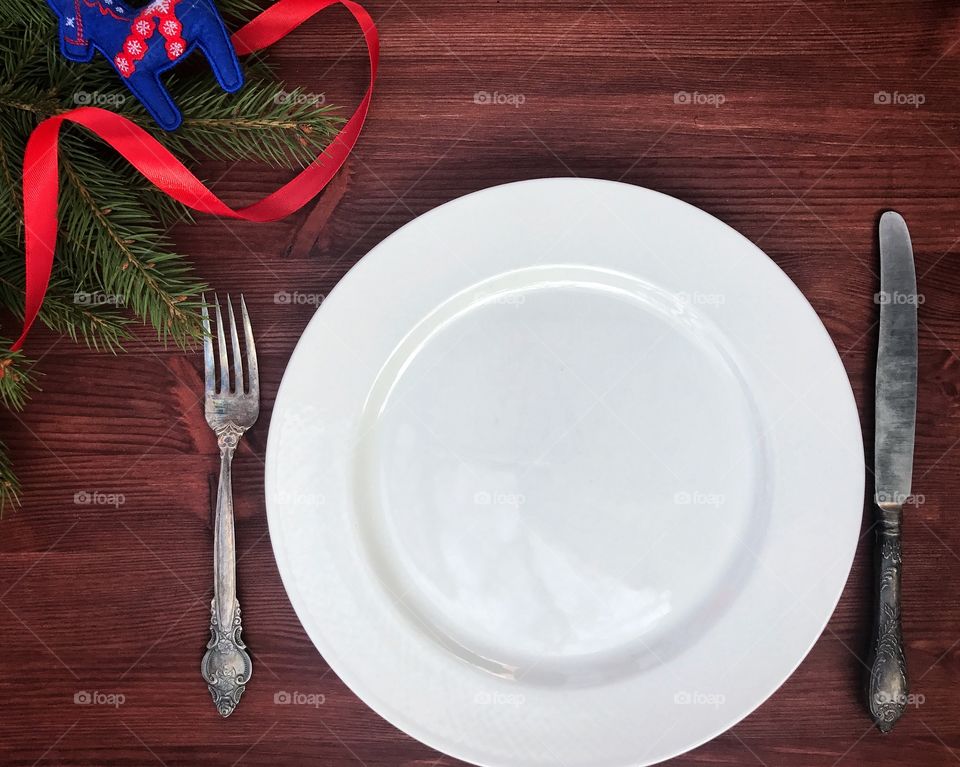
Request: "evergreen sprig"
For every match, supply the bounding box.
[0,0,343,513]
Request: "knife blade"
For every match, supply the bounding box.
[875,211,918,506]
[866,210,917,733]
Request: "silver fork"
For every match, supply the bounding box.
[199,294,259,717]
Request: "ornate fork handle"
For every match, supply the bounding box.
[201,424,253,717]
[866,504,907,732]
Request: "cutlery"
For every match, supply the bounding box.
[200,294,259,717]
[867,211,918,732]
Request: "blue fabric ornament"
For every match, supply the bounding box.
[46,0,244,130]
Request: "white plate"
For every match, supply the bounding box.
[265,178,864,767]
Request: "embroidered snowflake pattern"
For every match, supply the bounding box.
[65,16,75,27]
[94,0,189,78]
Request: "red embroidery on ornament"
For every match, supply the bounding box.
[114,0,186,78]
[81,0,126,22]
[74,0,85,41]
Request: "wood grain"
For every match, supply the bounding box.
[4,0,960,764]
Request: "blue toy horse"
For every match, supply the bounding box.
[46,0,244,130]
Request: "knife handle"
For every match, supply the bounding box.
[866,504,908,732]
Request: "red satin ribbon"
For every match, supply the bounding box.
[14,0,378,350]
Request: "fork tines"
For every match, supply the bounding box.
[201,294,259,399]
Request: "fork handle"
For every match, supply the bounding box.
[213,435,240,628]
[201,425,252,717]
[866,505,907,732]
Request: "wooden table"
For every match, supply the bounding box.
[3,1,960,764]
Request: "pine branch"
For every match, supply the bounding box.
[166,72,343,167]
[0,0,345,510]
[57,139,206,346]
[0,437,21,516]
[0,274,131,352]
[0,2,54,33]
[0,344,36,413]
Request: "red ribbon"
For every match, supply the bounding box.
[14,0,378,350]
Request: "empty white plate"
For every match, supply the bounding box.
[265,178,864,767]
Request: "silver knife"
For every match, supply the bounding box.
[867,210,918,732]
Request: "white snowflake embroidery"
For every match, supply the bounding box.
[65,16,75,27]
[114,56,130,73]
[134,19,152,35]
[148,0,171,13]
[161,20,179,36]
[104,0,113,5]
[167,41,184,57]
[126,39,143,55]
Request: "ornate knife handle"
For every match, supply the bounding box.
[201,428,253,717]
[866,504,907,732]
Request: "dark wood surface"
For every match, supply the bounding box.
[4,0,960,764]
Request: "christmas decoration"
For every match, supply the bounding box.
[0,0,378,512]
[45,0,244,129]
